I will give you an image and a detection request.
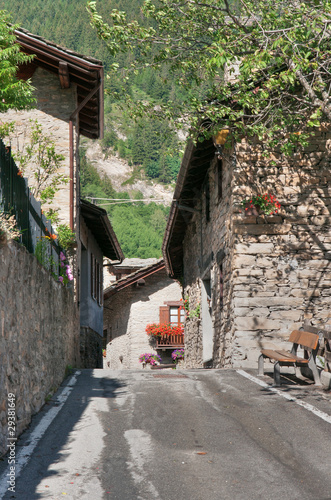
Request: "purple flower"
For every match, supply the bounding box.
[58,276,64,284]
[60,251,66,261]
[66,265,73,281]
[66,269,73,281]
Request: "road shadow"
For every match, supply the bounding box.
[0,369,127,500]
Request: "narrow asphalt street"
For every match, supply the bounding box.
[0,368,331,500]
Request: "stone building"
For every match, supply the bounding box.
[162,132,331,369]
[4,27,104,228]
[103,259,183,369]
[80,200,124,368]
[1,28,123,367]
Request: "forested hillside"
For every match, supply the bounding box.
[1,0,182,257]
[1,0,183,183]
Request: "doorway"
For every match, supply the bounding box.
[201,276,213,363]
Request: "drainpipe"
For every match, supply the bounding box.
[69,80,102,230]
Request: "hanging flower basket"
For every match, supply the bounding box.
[241,194,281,216]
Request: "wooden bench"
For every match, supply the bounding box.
[258,329,322,386]
[302,324,331,373]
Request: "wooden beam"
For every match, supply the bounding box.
[58,61,70,89]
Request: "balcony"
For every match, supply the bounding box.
[156,334,184,350]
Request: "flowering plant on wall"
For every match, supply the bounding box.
[241,193,281,215]
[139,353,162,365]
[146,323,184,337]
[171,349,185,362]
[58,251,73,286]
[180,296,189,314]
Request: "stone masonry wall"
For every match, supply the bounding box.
[0,241,80,457]
[181,130,331,369]
[104,269,182,369]
[3,67,77,226]
[230,133,331,367]
[182,154,235,368]
[184,317,203,369]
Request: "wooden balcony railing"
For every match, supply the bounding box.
[156,334,184,349]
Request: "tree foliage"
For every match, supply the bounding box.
[9,120,67,224]
[88,0,331,152]
[1,1,183,178]
[0,10,35,112]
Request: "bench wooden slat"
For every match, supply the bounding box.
[288,330,319,350]
[303,324,331,340]
[261,349,309,364]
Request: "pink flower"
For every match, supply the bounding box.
[66,265,73,281]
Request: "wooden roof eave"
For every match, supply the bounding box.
[104,260,166,299]
[80,200,124,261]
[15,29,104,140]
[162,138,215,278]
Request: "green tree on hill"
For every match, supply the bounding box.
[0,10,35,112]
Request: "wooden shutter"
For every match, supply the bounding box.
[159,306,170,324]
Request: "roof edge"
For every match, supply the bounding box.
[104,259,165,298]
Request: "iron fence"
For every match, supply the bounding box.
[0,138,62,272]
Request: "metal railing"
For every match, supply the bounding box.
[0,139,62,269]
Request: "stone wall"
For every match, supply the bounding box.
[3,67,77,226]
[181,130,331,369]
[230,133,331,367]
[184,317,203,368]
[0,241,80,457]
[182,155,235,368]
[103,269,182,369]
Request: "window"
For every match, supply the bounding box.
[91,253,96,300]
[170,306,185,325]
[204,175,210,222]
[159,302,185,325]
[91,253,103,306]
[217,158,223,201]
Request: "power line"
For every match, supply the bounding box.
[86,196,166,206]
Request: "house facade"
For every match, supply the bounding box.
[103,259,183,369]
[1,29,124,367]
[80,199,123,367]
[163,132,331,369]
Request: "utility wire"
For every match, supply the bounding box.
[86,196,166,205]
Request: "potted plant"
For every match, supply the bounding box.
[145,323,184,338]
[172,349,185,367]
[241,193,281,216]
[138,353,162,368]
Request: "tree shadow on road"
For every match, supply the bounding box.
[0,369,127,499]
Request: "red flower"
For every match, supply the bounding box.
[145,323,184,337]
